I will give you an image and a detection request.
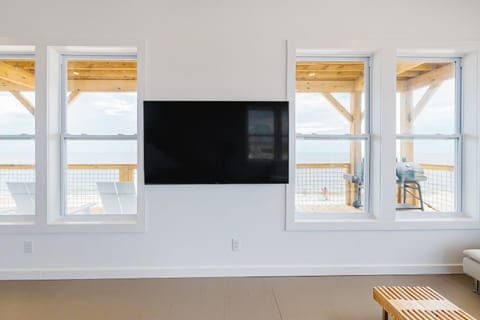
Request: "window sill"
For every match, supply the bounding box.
[287,211,480,231]
[0,214,145,233]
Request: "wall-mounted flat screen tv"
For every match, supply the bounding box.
[144,101,289,184]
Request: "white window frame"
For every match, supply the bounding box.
[286,41,480,231]
[288,54,373,224]
[59,54,138,217]
[395,57,462,216]
[0,44,146,233]
[0,53,36,224]
[391,49,480,228]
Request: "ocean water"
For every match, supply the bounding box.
[296,152,454,165]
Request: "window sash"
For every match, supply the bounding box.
[295,135,371,215]
[295,56,371,135]
[59,54,138,217]
[60,137,138,216]
[396,134,460,140]
[0,135,35,140]
[395,57,462,214]
[294,57,372,216]
[62,134,137,140]
[297,134,369,140]
[0,55,36,217]
[394,136,461,213]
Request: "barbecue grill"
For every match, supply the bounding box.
[343,159,365,209]
[396,161,427,210]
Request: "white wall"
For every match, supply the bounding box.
[1,0,480,279]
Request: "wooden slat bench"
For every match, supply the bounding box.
[373,286,477,320]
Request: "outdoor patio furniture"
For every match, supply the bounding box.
[7,182,35,214]
[396,161,427,211]
[96,182,136,214]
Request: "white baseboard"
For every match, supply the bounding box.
[0,263,463,280]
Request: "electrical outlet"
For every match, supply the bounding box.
[24,240,33,254]
[231,238,240,252]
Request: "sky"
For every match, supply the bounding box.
[0,76,456,166]
[0,92,137,164]
[295,78,456,165]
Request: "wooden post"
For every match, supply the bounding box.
[119,165,129,182]
[119,165,135,182]
[347,91,362,206]
[399,89,417,206]
[127,165,135,182]
[399,89,413,161]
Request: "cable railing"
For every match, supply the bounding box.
[295,163,455,212]
[420,163,455,212]
[0,163,455,213]
[0,164,137,213]
[0,165,35,209]
[295,163,352,211]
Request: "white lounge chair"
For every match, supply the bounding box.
[96,182,136,214]
[7,182,94,215]
[7,182,35,214]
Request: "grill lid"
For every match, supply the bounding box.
[396,161,427,182]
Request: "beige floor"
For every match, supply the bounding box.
[1,274,479,320]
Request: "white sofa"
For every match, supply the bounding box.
[463,249,480,293]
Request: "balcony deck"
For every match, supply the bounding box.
[0,162,454,214]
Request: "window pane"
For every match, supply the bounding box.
[396,61,456,135]
[296,60,367,135]
[0,59,35,134]
[66,59,137,135]
[0,140,35,215]
[395,139,456,212]
[296,139,366,214]
[0,57,35,215]
[65,140,137,215]
[295,59,369,217]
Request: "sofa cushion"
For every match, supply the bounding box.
[463,249,480,263]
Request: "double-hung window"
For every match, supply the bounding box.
[395,58,462,213]
[60,54,138,216]
[0,55,35,216]
[294,57,371,219]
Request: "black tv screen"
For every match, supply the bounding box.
[144,101,289,184]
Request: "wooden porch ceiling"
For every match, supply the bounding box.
[0,59,137,92]
[0,58,454,95]
[297,61,454,93]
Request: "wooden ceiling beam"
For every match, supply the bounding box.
[297,64,364,72]
[0,61,35,90]
[68,79,136,92]
[296,80,356,93]
[296,71,363,82]
[321,92,353,122]
[0,79,137,92]
[67,89,81,105]
[0,79,31,91]
[67,61,136,71]
[397,62,424,76]
[411,81,442,120]
[10,91,34,115]
[406,64,454,90]
[397,71,422,78]
[68,69,137,80]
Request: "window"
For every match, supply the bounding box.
[60,55,137,215]
[0,55,35,215]
[395,59,461,213]
[294,57,370,217]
